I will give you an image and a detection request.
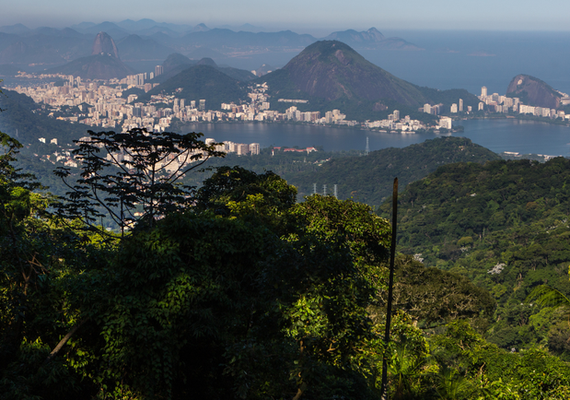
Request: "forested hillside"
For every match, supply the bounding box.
[381,158,570,356]
[173,136,501,207]
[285,136,501,205]
[3,127,570,399]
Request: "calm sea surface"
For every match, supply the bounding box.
[456,119,570,157]
[363,30,570,97]
[179,119,570,156]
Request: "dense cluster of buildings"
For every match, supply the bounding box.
[16,73,569,147]
[421,99,473,116]
[206,138,260,156]
[477,86,570,120]
[12,72,442,136]
[365,109,437,132]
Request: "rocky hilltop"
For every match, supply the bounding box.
[506,74,562,109]
[262,40,428,107]
[46,32,136,79]
[91,31,119,58]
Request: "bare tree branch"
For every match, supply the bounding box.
[54,128,224,236]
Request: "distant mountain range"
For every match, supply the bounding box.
[0,28,91,65]
[4,20,564,120]
[0,20,423,73]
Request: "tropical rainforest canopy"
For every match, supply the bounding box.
[2,128,570,400]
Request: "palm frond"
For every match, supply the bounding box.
[526,285,570,309]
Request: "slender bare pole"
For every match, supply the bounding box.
[380,178,398,400]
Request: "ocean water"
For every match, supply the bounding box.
[360,30,570,96]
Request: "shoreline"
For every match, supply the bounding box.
[170,112,570,135]
[453,114,570,127]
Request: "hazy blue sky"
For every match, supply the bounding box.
[1,0,569,33]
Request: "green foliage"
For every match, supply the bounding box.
[4,121,570,399]
[3,150,395,399]
[195,165,297,230]
[457,236,473,247]
[86,191,392,399]
[170,136,499,209]
[289,194,391,263]
[431,321,570,399]
[384,156,570,352]
[527,284,570,310]
[0,132,110,399]
[387,255,495,329]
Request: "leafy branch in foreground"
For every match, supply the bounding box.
[54,128,225,234]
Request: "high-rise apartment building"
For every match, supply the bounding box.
[236,143,249,155]
[249,143,260,155]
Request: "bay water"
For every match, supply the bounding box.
[179,119,570,157]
